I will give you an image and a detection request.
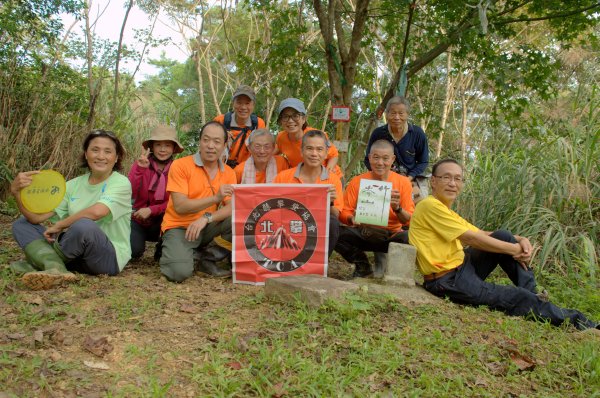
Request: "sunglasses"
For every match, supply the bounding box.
[90,129,117,138]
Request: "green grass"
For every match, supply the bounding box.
[1,212,599,396]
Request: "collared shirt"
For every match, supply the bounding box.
[340,171,414,231]
[161,154,236,232]
[213,113,266,163]
[364,123,429,178]
[408,196,479,276]
[273,163,344,213]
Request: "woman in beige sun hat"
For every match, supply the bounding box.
[128,125,184,260]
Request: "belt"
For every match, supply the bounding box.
[423,268,458,281]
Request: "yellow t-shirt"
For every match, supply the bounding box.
[408,196,478,275]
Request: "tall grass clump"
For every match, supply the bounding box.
[459,103,599,278]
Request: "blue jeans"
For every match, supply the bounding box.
[423,230,597,330]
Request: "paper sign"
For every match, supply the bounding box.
[354,179,392,227]
[232,184,330,285]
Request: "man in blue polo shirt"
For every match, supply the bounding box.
[364,96,429,199]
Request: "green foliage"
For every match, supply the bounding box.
[458,99,600,276]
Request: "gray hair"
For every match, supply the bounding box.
[248,128,275,144]
[301,129,331,149]
[385,96,411,114]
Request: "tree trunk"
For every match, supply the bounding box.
[109,0,134,127]
[312,0,371,169]
[436,51,455,159]
[84,0,97,129]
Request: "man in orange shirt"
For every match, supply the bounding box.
[273,130,342,257]
[337,140,415,278]
[234,128,289,184]
[160,122,236,281]
[213,85,266,168]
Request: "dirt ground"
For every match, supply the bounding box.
[0,213,355,396]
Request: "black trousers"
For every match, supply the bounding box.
[335,225,408,265]
[423,230,597,330]
[130,218,162,259]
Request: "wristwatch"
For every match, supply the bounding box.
[394,206,403,214]
[203,212,213,223]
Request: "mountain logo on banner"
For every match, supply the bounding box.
[259,226,301,251]
[243,198,318,272]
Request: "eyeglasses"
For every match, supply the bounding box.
[250,143,274,151]
[280,113,304,122]
[90,129,117,138]
[433,175,465,184]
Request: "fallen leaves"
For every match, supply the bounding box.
[82,335,113,357]
[6,333,26,340]
[226,361,243,370]
[33,329,44,344]
[179,304,198,314]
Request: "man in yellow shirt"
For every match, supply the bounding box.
[409,158,599,330]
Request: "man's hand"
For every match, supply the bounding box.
[390,189,401,211]
[133,207,152,220]
[347,215,361,227]
[513,237,533,268]
[215,184,234,203]
[43,222,65,243]
[10,171,40,196]
[136,146,151,168]
[327,185,337,202]
[185,216,208,242]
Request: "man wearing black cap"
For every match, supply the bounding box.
[213,85,266,168]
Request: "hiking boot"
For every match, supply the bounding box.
[373,252,388,279]
[21,269,78,290]
[202,241,231,262]
[19,239,77,290]
[196,260,232,278]
[153,240,163,261]
[9,260,36,275]
[352,261,373,278]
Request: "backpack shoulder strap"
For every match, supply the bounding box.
[250,114,258,130]
[223,112,233,130]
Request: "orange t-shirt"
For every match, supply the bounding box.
[273,164,343,213]
[213,113,266,163]
[275,127,343,179]
[234,155,289,183]
[161,154,237,232]
[340,171,414,232]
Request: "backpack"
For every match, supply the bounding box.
[223,112,259,167]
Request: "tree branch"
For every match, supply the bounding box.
[494,2,600,25]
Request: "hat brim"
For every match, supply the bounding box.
[142,139,185,154]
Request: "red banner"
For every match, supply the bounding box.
[232,184,330,285]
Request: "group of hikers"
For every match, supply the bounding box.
[9,85,599,332]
